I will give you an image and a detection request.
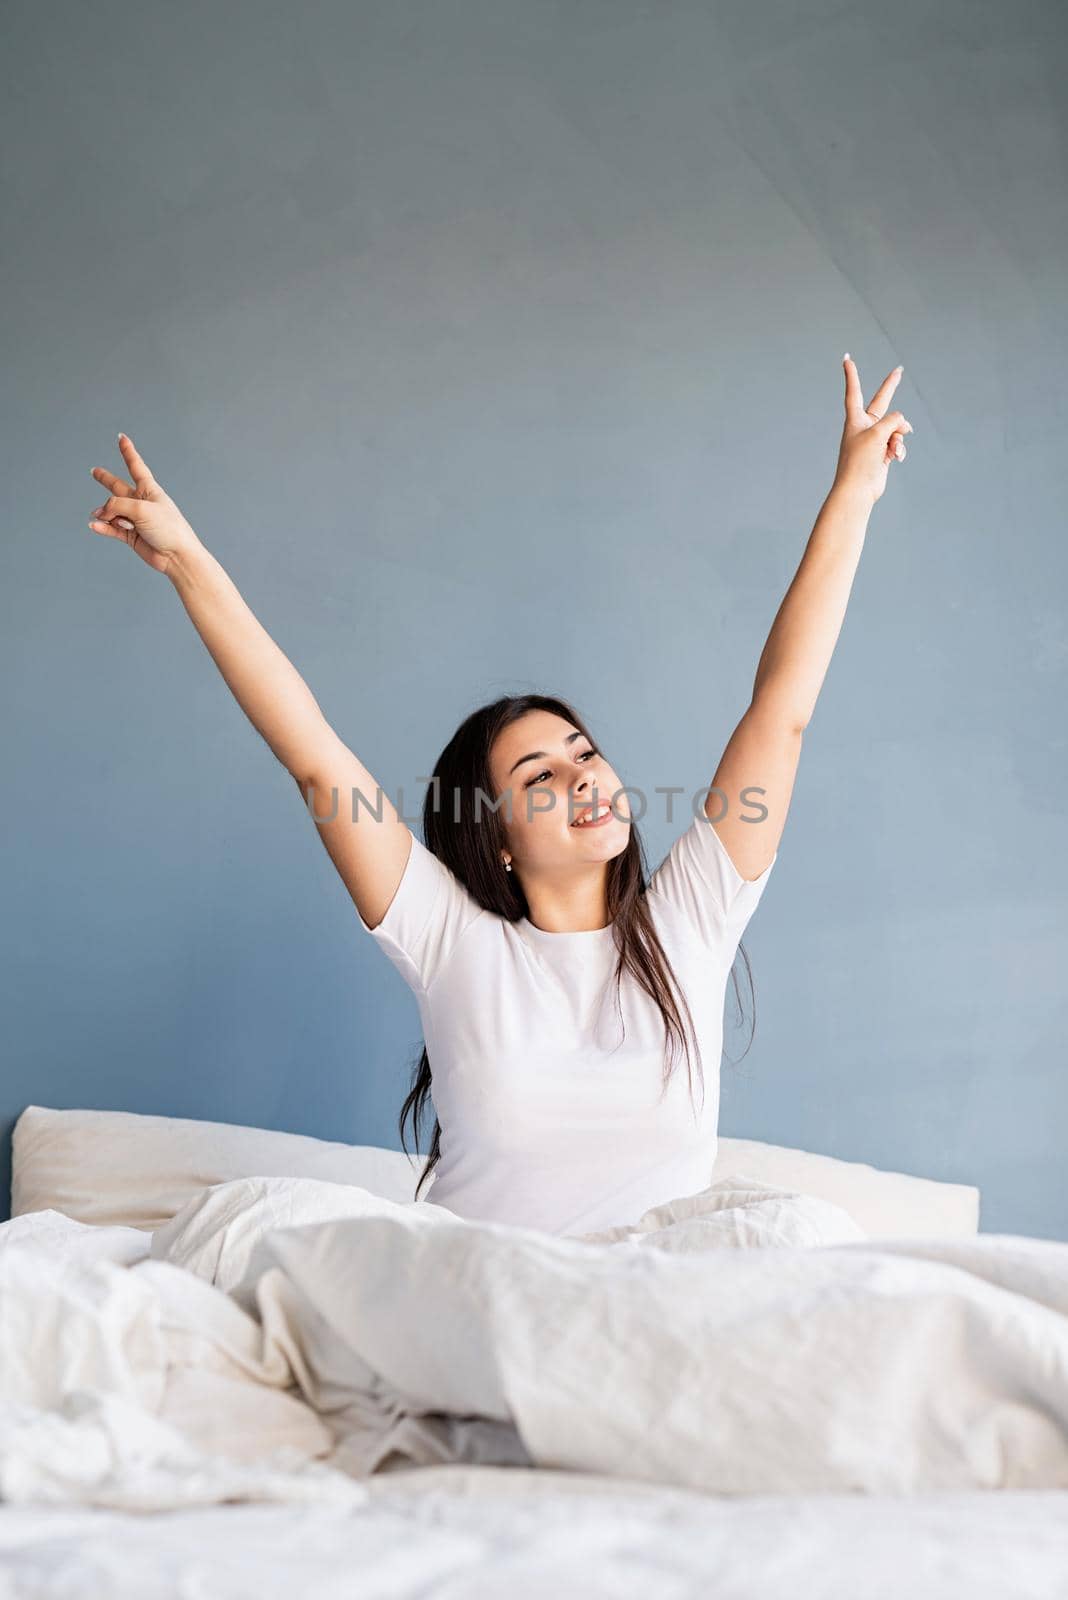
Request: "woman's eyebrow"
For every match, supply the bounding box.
[507,730,584,776]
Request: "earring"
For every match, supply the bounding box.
[503,859,512,873]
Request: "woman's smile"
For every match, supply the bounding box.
[570,801,617,829]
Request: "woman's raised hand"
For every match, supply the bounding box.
[88,434,200,574]
[833,356,914,506]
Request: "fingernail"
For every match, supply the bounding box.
[843,352,850,361]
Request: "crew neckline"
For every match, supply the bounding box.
[518,915,616,942]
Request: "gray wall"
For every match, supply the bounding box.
[2,1,1065,1235]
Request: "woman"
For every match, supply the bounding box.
[88,355,912,1236]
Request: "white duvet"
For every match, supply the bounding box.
[2,1173,1068,1511]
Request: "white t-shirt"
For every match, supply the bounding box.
[356,808,777,1236]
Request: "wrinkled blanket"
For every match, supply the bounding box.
[2,1175,1068,1509]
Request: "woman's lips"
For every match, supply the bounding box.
[571,802,615,829]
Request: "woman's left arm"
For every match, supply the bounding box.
[705,356,914,882]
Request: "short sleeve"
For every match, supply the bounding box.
[353,830,483,993]
[646,809,777,955]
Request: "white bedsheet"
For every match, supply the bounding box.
[0,1206,369,1512]
[3,1472,1068,1598]
[2,1176,1068,1519]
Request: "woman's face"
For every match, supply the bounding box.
[487,711,631,876]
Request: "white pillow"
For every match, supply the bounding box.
[10,1104,981,1239]
[11,1104,425,1231]
[711,1137,980,1240]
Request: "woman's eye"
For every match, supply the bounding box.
[523,748,598,789]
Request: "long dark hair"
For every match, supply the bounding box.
[399,693,758,1199]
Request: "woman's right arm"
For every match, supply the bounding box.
[89,432,413,930]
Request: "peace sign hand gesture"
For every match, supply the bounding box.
[88,433,200,575]
[833,356,914,507]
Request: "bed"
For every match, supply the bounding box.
[2,1104,1067,1598]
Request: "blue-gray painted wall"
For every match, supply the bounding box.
[3,1,1065,1235]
